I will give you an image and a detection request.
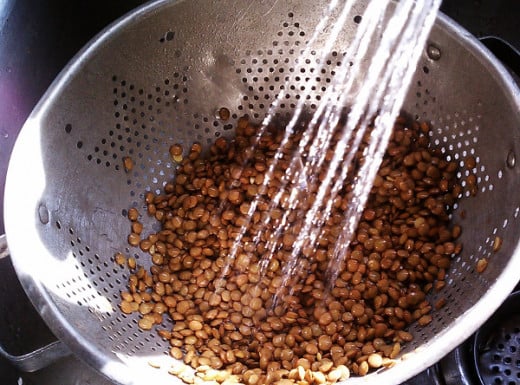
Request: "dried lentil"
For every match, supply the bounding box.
[123,156,134,172]
[493,236,502,252]
[476,258,488,273]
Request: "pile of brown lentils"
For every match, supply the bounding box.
[118,115,463,384]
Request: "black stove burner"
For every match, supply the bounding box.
[473,292,520,385]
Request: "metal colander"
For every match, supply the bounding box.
[4,0,520,384]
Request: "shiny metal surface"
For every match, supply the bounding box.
[3,0,520,384]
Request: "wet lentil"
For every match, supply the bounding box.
[119,115,464,384]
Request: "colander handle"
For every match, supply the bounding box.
[0,340,70,373]
[0,234,71,372]
[479,36,520,81]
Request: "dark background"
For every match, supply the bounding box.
[0,0,518,383]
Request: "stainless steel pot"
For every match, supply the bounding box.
[3,0,520,384]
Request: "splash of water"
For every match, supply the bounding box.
[323,0,442,288]
[216,0,441,305]
[214,0,359,288]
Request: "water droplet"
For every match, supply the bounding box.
[38,204,50,224]
[507,150,516,168]
[426,44,441,61]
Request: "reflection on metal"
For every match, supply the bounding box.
[0,234,8,259]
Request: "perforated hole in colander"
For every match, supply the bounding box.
[474,291,520,385]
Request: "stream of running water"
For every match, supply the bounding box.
[218,0,441,308]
